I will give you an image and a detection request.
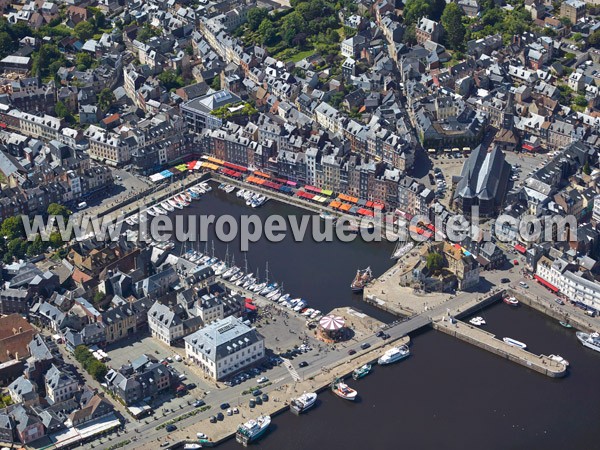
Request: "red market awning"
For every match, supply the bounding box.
[514,244,526,254]
[534,275,559,293]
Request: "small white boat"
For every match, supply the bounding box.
[222,266,240,279]
[161,201,175,212]
[504,297,519,306]
[169,198,183,209]
[310,310,321,319]
[237,189,247,198]
[302,308,314,316]
[200,182,212,192]
[548,354,570,367]
[503,337,527,349]
[266,288,281,299]
[270,291,282,301]
[230,271,244,282]
[332,381,357,401]
[469,316,486,326]
[252,282,267,293]
[278,294,291,304]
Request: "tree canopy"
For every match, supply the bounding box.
[426,252,444,272]
[441,3,466,50]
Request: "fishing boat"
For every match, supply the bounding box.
[331,378,357,401]
[289,392,317,415]
[350,267,373,293]
[469,316,486,326]
[503,337,527,349]
[548,354,570,367]
[235,415,270,446]
[378,345,410,365]
[504,297,519,306]
[559,321,573,329]
[576,331,600,352]
[352,364,372,380]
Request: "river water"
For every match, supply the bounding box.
[170,188,600,449]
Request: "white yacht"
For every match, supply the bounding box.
[576,332,600,353]
[378,345,410,365]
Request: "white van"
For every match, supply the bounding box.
[519,281,529,289]
[77,201,88,210]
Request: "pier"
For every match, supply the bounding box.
[432,319,566,378]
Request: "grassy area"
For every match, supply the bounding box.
[287,49,315,63]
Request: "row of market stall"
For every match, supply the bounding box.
[146,156,388,215]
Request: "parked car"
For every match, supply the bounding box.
[216,412,224,421]
[360,342,371,350]
[220,403,230,410]
[193,399,205,408]
[500,278,510,284]
[187,383,197,390]
[555,298,565,305]
[257,377,268,384]
[166,425,177,432]
[252,389,262,396]
[376,331,384,337]
[299,361,309,368]
[348,349,356,355]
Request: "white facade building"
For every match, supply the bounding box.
[184,316,264,380]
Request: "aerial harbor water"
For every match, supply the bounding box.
[170,186,398,323]
[168,186,600,449]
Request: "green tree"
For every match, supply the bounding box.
[88,359,108,381]
[98,88,115,111]
[32,44,65,79]
[258,19,275,45]
[93,291,105,304]
[574,95,588,107]
[75,52,95,70]
[583,161,591,175]
[590,29,600,48]
[27,235,45,256]
[0,32,15,59]
[210,76,221,90]
[7,238,26,259]
[74,21,94,40]
[0,216,24,239]
[137,24,159,43]
[158,70,185,90]
[54,101,69,119]
[426,252,444,272]
[403,0,431,25]
[247,7,269,31]
[47,203,71,218]
[441,3,465,49]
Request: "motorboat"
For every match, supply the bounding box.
[504,297,519,306]
[576,331,600,352]
[503,337,527,349]
[331,379,357,401]
[352,364,372,380]
[290,392,317,415]
[469,316,486,326]
[377,345,410,365]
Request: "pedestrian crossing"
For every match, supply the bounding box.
[282,358,301,381]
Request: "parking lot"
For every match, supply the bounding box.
[104,332,212,407]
